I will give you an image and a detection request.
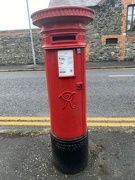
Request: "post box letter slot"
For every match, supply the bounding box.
[53,35,76,41]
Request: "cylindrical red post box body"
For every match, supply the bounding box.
[31,6,94,174]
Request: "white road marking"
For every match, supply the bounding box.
[109,75,135,77]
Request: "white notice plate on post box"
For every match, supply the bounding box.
[58,50,74,77]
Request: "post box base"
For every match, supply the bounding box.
[51,131,88,174]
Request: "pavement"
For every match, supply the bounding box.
[0,128,135,180]
[1,61,135,179]
[0,60,135,72]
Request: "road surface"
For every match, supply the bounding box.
[0,69,135,128]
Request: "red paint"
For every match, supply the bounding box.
[31,6,94,139]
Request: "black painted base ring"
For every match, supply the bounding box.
[51,131,88,174]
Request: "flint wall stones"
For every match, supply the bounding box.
[125,42,135,60]
[0,29,43,65]
[86,0,123,61]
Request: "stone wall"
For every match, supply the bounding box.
[0,0,135,64]
[125,41,135,61]
[0,29,44,65]
[86,0,123,61]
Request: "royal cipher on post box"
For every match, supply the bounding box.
[31,6,94,174]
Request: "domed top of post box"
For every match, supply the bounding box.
[31,5,94,27]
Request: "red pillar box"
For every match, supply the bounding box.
[31,6,94,174]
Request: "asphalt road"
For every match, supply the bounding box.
[86,68,135,117]
[0,69,135,117]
